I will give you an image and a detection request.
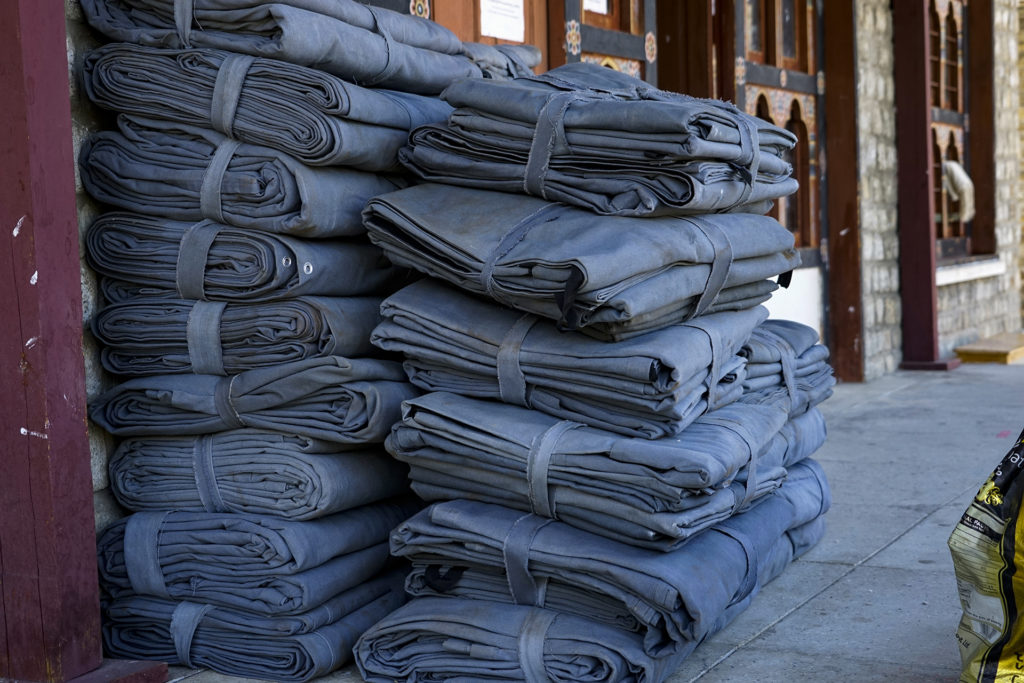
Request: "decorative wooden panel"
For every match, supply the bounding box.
[410,0,430,17]
[581,53,642,78]
[928,0,968,257]
[550,0,658,85]
[744,85,818,248]
[731,1,822,252]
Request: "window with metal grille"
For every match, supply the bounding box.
[739,1,820,257]
[929,0,969,259]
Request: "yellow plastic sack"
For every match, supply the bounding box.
[949,429,1024,681]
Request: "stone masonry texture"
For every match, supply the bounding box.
[936,0,1021,358]
[66,0,126,534]
[1017,0,1024,320]
[856,0,1022,373]
[856,0,902,380]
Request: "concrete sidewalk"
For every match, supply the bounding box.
[167,362,1024,683]
[668,362,1024,683]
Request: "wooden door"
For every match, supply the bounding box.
[729,1,822,254]
[733,1,826,337]
[660,2,826,337]
[658,1,825,337]
[658,2,823,254]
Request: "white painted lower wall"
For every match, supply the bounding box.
[763,267,825,341]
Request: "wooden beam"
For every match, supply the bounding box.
[643,0,657,86]
[968,0,995,255]
[893,0,948,369]
[717,0,736,103]
[547,1,568,69]
[0,0,101,679]
[955,333,1024,365]
[822,0,865,381]
[0,1,162,681]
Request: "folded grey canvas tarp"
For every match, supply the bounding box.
[93,295,382,376]
[401,514,826,651]
[103,571,407,682]
[386,391,796,548]
[358,493,826,682]
[86,213,403,303]
[364,184,799,340]
[358,514,826,682]
[389,460,830,657]
[742,319,836,414]
[81,115,404,235]
[109,429,409,520]
[372,279,765,438]
[98,499,419,614]
[356,596,674,683]
[78,0,539,95]
[84,43,454,169]
[755,405,827,471]
[399,62,798,217]
[90,356,419,444]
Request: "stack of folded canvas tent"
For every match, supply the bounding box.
[77,2,541,679]
[355,63,836,682]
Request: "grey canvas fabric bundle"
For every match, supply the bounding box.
[86,213,402,303]
[386,391,795,549]
[742,320,836,415]
[399,62,798,217]
[93,295,383,376]
[81,115,404,235]
[78,0,539,95]
[358,517,826,682]
[363,184,799,340]
[102,571,407,682]
[401,514,826,650]
[755,405,827,471]
[357,502,825,681]
[97,499,418,614]
[109,429,409,520]
[373,279,767,437]
[83,43,454,169]
[389,459,830,657]
[89,356,419,444]
[356,596,674,683]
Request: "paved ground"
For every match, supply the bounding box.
[167,362,1024,683]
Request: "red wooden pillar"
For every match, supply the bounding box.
[0,2,167,681]
[967,0,995,256]
[822,0,865,381]
[0,0,104,679]
[893,0,959,370]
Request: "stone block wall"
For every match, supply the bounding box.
[855,0,1022,373]
[1018,0,1024,321]
[936,0,1022,357]
[65,0,125,533]
[856,0,901,380]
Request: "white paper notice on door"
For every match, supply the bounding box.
[480,0,525,42]
[584,0,610,13]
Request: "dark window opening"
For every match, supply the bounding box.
[929,1,942,108]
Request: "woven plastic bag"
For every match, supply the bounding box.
[949,428,1024,681]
